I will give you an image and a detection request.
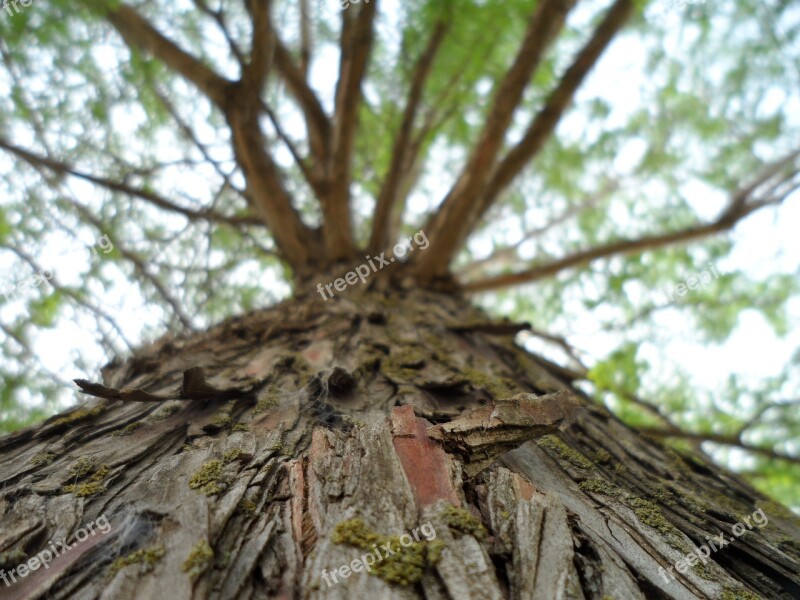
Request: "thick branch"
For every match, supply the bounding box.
[225,95,322,271]
[324,1,378,258]
[103,3,232,106]
[243,0,273,92]
[482,0,635,211]
[369,21,448,253]
[412,0,578,278]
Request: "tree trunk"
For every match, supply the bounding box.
[0,285,798,600]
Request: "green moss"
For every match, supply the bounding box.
[51,406,103,428]
[426,538,445,564]
[232,423,249,432]
[383,346,428,380]
[67,456,96,479]
[650,483,678,507]
[63,463,110,496]
[462,367,516,399]
[211,414,232,428]
[63,481,105,497]
[630,498,674,534]
[113,422,144,436]
[441,504,487,541]
[30,453,55,467]
[628,498,686,550]
[189,460,223,496]
[154,404,181,420]
[579,478,617,496]
[691,559,716,580]
[331,518,442,586]
[594,449,612,464]
[182,540,213,579]
[538,435,593,469]
[721,587,763,600]
[237,499,258,517]
[223,449,243,464]
[0,549,27,568]
[108,545,165,578]
[254,385,281,414]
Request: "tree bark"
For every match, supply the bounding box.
[0,284,798,599]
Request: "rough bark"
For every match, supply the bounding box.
[0,283,798,600]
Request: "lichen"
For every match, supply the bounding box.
[182,540,213,579]
[579,478,617,496]
[108,544,165,578]
[254,385,281,413]
[594,449,612,464]
[537,435,593,469]
[30,453,55,467]
[63,481,106,497]
[383,346,427,380]
[0,549,27,568]
[222,449,242,464]
[153,404,181,420]
[331,518,442,586]
[51,406,103,428]
[462,367,516,399]
[189,459,223,496]
[721,587,763,600]
[629,498,675,534]
[440,504,487,541]
[237,499,258,517]
[232,423,249,432]
[67,456,97,479]
[63,463,110,497]
[113,422,144,436]
[628,497,687,550]
[692,559,716,580]
[211,414,232,428]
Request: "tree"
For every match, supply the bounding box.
[0,0,799,598]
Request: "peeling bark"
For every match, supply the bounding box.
[0,287,798,599]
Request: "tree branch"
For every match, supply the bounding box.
[0,138,259,227]
[242,0,274,92]
[192,0,246,68]
[463,151,800,293]
[482,0,636,211]
[65,197,196,332]
[369,21,448,253]
[412,0,578,278]
[224,93,322,271]
[457,179,618,279]
[639,428,800,465]
[102,3,232,106]
[324,0,377,258]
[274,37,331,166]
